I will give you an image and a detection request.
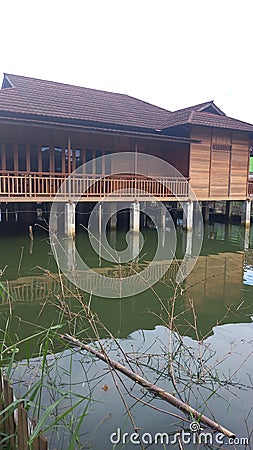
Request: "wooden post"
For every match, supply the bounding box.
[241,199,251,228]
[65,201,76,237]
[130,201,140,232]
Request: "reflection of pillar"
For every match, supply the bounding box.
[130,201,140,232]
[65,201,76,237]
[241,199,251,228]
[244,227,250,251]
[50,203,58,235]
[160,208,166,230]
[130,231,140,261]
[65,237,76,271]
[110,202,117,230]
[183,201,193,230]
[202,201,209,223]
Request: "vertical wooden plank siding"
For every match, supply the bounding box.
[190,126,250,200]
[229,131,249,197]
[209,151,230,197]
[189,127,211,198]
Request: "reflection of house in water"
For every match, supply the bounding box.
[0,249,252,348]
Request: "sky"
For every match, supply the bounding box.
[1,0,253,123]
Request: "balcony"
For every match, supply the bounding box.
[0,173,190,202]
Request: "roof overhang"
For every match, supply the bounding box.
[0,113,200,144]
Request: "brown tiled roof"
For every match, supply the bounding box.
[189,111,253,131]
[161,105,253,133]
[172,101,226,116]
[1,74,253,134]
[0,73,172,130]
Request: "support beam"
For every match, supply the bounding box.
[183,200,193,231]
[130,201,140,232]
[65,201,76,237]
[241,199,251,229]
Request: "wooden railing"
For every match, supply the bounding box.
[248,179,253,196]
[0,173,189,200]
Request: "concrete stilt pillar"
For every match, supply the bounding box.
[110,202,117,230]
[130,201,140,232]
[241,199,251,228]
[65,201,76,237]
[202,201,209,223]
[183,200,193,231]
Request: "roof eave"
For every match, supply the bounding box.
[0,113,200,144]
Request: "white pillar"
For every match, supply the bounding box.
[183,201,193,231]
[130,201,140,232]
[241,200,251,228]
[65,201,76,237]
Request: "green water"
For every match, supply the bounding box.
[0,223,253,449]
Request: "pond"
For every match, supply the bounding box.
[0,223,253,449]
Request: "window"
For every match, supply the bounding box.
[41,146,50,172]
[54,147,63,173]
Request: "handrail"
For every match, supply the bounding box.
[0,173,189,199]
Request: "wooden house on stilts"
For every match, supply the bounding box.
[0,73,252,233]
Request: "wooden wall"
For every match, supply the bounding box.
[190,126,250,200]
